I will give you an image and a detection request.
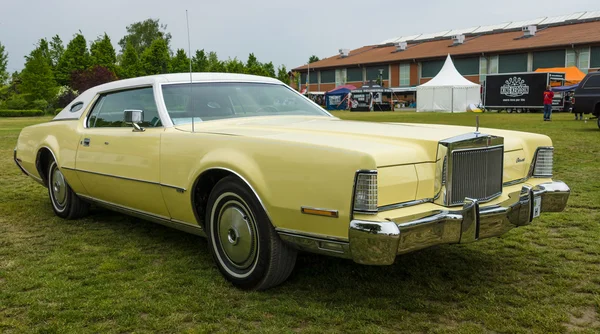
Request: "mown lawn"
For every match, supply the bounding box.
[1,112,599,333]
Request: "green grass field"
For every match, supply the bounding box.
[1,112,599,333]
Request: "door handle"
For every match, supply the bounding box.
[82,138,91,147]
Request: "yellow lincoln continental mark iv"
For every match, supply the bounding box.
[15,73,570,290]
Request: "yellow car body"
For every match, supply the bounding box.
[14,73,570,288]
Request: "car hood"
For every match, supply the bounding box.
[176,116,528,167]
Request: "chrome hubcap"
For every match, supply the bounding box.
[51,167,67,207]
[218,203,257,269]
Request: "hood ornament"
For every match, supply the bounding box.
[474,115,480,136]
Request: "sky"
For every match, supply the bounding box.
[1,0,598,73]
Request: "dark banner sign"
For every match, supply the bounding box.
[484,72,565,108]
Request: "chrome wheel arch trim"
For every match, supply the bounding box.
[36,145,60,185]
[193,167,274,225]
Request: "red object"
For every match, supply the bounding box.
[543,90,554,105]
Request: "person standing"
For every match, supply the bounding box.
[543,85,554,121]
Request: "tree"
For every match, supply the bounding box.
[119,19,172,55]
[20,47,58,102]
[245,53,263,75]
[206,51,224,72]
[224,57,245,74]
[192,49,208,72]
[0,42,8,84]
[70,65,117,93]
[277,65,288,84]
[90,33,117,72]
[262,61,276,78]
[49,35,64,68]
[140,38,170,75]
[119,41,141,78]
[170,49,190,73]
[56,33,91,86]
[308,55,319,63]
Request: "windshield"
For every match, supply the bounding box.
[162,82,329,125]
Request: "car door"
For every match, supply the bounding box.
[75,86,170,218]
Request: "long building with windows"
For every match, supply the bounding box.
[292,11,600,95]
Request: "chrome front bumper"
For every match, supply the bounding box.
[348,181,570,265]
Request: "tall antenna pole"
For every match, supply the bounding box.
[186,10,194,132]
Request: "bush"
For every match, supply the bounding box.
[0,109,44,117]
[0,94,30,110]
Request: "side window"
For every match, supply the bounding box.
[87,87,162,128]
[583,75,600,89]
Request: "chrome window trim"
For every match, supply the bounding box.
[158,81,333,127]
[83,85,168,129]
[62,166,186,192]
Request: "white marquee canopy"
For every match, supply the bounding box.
[416,54,481,113]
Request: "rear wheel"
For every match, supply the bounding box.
[47,160,89,219]
[205,176,297,290]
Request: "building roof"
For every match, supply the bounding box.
[294,20,600,71]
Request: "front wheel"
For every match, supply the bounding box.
[47,160,89,219]
[205,176,297,290]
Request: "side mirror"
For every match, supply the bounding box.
[124,109,145,132]
[124,109,144,123]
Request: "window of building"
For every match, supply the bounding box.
[489,55,499,74]
[421,59,445,78]
[566,49,577,67]
[454,57,479,76]
[399,63,411,87]
[479,57,488,83]
[498,53,528,73]
[366,66,389,81]
[320,70,335,83]
[578,48,590,72]
[347,67,363,82]
[300,72,318,84]
[88,87,160,128]
[592,46,600,69]
[533,50,565,70]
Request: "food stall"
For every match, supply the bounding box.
[350,84,393,111]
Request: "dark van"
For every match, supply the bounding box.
[574,71,600,128]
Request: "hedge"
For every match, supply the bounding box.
[0,110,45,117]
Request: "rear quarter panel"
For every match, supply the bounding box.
[16,120,86,194]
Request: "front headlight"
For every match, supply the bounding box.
[532,147,553,177]
[353,171,378,214]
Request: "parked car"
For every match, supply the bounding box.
[14,73,571,290]
[574,71,600,128]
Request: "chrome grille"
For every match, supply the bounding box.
[448,146,503,206]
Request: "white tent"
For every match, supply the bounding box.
[417,54,481,112]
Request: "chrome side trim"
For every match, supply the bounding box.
[378,198,434,212]
[300,206,339,218]
[78,194,206,237]
[277,230,351,259]
[275,227,348,242]
[64,167,187,192]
